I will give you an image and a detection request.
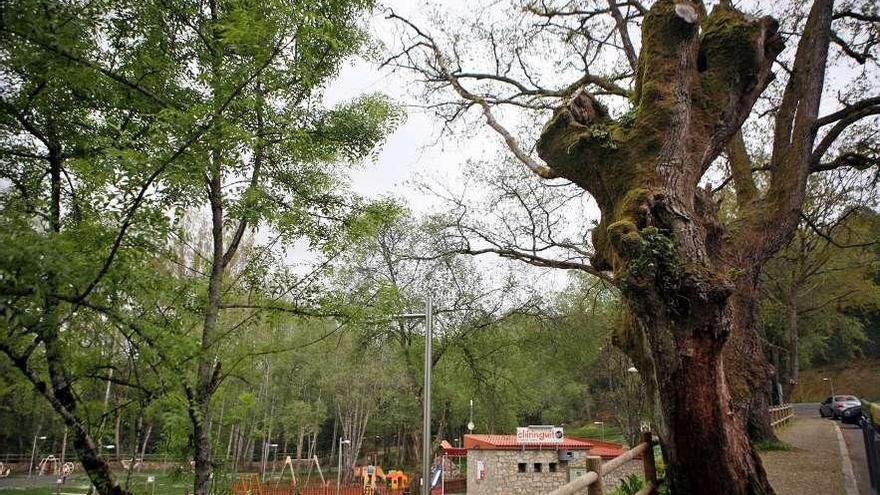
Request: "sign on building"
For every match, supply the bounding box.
[515,425,564,444]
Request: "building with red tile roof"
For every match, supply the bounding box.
[462,434,630,459]
[460,430,637,495]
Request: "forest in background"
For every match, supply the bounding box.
[1,204,878,474]
[1,0,879,493]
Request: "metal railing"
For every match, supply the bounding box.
[547,431,659,495]
[861,400,880,495]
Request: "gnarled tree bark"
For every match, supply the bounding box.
[392,0,878,490]
[533,1,827,492]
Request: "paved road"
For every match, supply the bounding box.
[793,402,871,495]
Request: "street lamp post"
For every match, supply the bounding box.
[593,421,605,442]
[822,377,835,399]
[269,444,278,480]
[390,297,433,495]
[28,435,47,478]
[336,439,350,495]
[422,297,433,495]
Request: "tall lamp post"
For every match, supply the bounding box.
[822,377,834,399]
[268,443,278,480]
[593,421,605,442]
[28,435,47,478]
[336,438,350,495]
[390,297,434,495]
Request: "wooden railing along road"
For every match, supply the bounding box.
[769,404,794,429]
[549,406,796,495]
[548,431,659,495]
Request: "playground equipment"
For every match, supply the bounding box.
[359,464,385,494]
[32,455,75,477]
[354,465,410,494]
[38,455,59,476]
[275,455,327,487]
[121,458,143,471]
[385,470,410,491]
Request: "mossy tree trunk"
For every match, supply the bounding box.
[534,1,833,492]
[392,0,870,490]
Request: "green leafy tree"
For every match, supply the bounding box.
[1,1,399,494]
[1,0,187,492]
[762,184,880,396]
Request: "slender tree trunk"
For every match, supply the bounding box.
[787,292,800,392]
[60,427,68,467]
[190,168,225,495]
[140,423,153,460]
[114,409,122,462]
[227,424,235,460]
[329,417,337,466]
[308,431,317,460]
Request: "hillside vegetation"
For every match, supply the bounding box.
[792,360,880,402]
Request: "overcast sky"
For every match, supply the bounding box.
[326,0,485,213]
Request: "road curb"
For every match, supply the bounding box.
[834,423,860,495]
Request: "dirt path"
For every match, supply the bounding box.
[761,416,847,495]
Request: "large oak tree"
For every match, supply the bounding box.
[389,0,879,492]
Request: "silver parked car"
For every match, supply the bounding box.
[819,395,861,418]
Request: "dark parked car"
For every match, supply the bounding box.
[819,395,861,418]
[839,404,863,424]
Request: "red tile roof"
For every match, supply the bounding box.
[440,440,467,457]
[573,438,635,459]
[463,434,593,450]
[461,434,632,460]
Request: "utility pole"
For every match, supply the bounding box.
[389,296,434,495]
[422,296,433,495]
[336,438,350,495]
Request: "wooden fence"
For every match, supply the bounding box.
[547,431,659,495]
[230,481,410,495]
[769,404,794,429]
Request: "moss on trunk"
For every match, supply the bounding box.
[535,0,787,493]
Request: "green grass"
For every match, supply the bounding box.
[0,488,54,495]
[566,423,627,444]
[0,472,192,495]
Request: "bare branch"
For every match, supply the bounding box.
[607,0,638,70]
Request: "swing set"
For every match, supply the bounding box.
[233,455,328,495]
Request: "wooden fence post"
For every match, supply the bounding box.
[641,431,657,493]
[586,456,604,495]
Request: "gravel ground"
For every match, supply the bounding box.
[761,416,845,495]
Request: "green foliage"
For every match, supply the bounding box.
[762,205,880,370]
[0,0,400,491]
[623,227,682,292]
[566,423,626,445]
[612,474,645,495]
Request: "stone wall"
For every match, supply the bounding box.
[466,449,588,495]
[466,449,644,494]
